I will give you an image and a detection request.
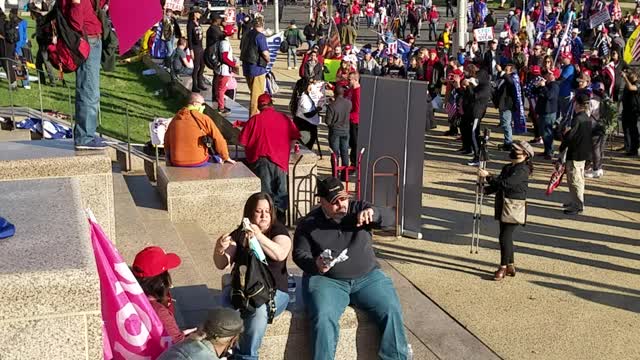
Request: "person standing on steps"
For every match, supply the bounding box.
[558,93,593,216]
[284,20,305,70]
[206,14,225,102]
[478,141,534,281]
[240,17,270,116]
[187,6,208,93]
[60,0,108,150]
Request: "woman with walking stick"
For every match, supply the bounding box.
[478,140,534,281]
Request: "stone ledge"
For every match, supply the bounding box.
[157,163,261,234]
[0,139,116,242]
[0,178,101,321]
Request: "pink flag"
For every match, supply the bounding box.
[110,0,164,56]
[89,218,172,359]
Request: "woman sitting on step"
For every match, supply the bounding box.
[213,192,292,359]
[132,246,185,344]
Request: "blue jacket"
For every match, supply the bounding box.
[535,81,560,115]
[558,64,575,97]
[15,19,28,57]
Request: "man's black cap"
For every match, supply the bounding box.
[316,177,348,203]
[201,308,244,338]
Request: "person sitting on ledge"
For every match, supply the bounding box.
[164,93,235,167]
[213,192,292,359]
[132,246,185,344]
[158,308,244,360]
[293,177,409,360]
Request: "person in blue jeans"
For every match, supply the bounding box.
[293,177,409,360]
[213,192,293,360]
[495,63,516,151]
[535,69,560,159]
[60,0,107,150]
[325,86,352,178]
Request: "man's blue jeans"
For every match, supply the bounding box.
[558,95,572,120]
[222,287,289,360]
[329,129,349,173]
[250,157,288,212]
[74,37,102,146]
[499,109,513,146]
[540,113,556,156]
[287,45,298,67]
[302,268,408,360]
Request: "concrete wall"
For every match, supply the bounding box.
[0,178,102,360]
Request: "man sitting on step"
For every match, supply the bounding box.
[164,93,235,167]
[293,177,409,360]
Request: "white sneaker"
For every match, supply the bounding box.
[585,169,595,178]
[287,66,293,70]
[594,169,604,178]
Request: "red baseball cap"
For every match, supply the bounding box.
[530,65,541,76]
[132,246,181,278]
[257,93,272,106]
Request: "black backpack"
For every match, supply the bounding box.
[4,20,19,44]
[204,41,221,70]
[279,39,289,53]
[229,227,277,323]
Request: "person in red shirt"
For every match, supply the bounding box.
[132,246,186,345]
[61,0,107,150]
[345,72,361,165]
[239,93,301,222]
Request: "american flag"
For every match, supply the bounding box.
[322,18,342,59]
[602,62,616,97]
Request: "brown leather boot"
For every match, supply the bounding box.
[494,266,507,281]
[506,264,516,277]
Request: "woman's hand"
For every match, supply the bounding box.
[478,169,490,178]
[249,223,263,237]
[215,233,232,255]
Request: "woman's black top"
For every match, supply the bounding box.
[485,161,530,221]
[235,222,290,292]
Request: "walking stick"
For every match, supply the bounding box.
[471,129,490,254]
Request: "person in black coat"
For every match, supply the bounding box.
[478,140,534,281]
[187,7,207,93]
[0,8,17,88]
[559,93,593,215]
[459,64,491,165]
[495,63,516,151]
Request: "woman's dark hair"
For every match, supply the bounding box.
[134,271,172,305]
[289,78,310,115]
[243,192,276,229]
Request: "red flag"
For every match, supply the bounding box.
[110,0,164,55]
[323,19,341,58]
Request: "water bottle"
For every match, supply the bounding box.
[287,274,297,304]
[407,344,413,360]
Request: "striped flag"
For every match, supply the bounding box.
[322,18,341,59]
[602,62,615,97]
[266,32,284,72]
[624,25,640,64]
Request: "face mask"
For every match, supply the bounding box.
[509,149,519,159]
[187,104,206,113]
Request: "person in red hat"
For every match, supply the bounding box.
[238,93,301,222]
[215,26,239,115]
[132,246,185,344]
[427,5,439,41]
[524,65,545,145]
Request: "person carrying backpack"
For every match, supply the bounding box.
[284,19,305,69]
[213,192,293,360]
[59,0,108,150]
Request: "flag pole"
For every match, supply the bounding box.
[553,12,574,67]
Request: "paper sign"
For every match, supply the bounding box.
[224,7,236,24]
[474,27,494,42]
[164,0,184,12]
[309,81,327,109]
[589,8,611,29]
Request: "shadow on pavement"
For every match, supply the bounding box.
[530,281,640,314]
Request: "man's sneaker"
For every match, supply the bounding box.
[23,84,31,90]
[529,137,543,145]
[75,138,108,150]
[218,108,231,115]
[467,160,480,166]
[498,143,512,151]
[585,169,595,178]
[594,169,604,178]
[288,66,293,70]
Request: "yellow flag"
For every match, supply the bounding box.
[323,59,341,82]
[624,25,640,64]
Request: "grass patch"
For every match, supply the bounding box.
[0,18,185,144]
